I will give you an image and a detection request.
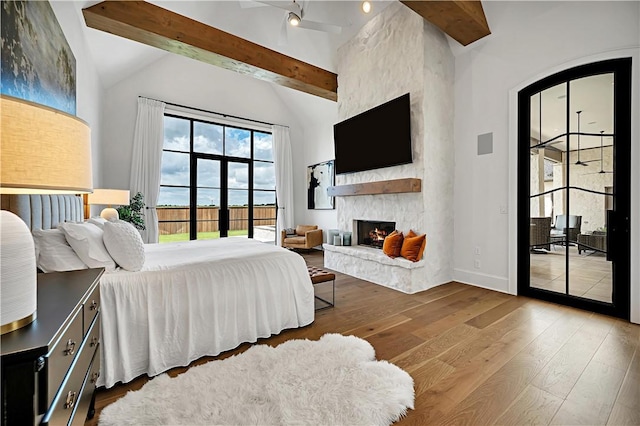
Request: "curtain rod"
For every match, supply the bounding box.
[138,96,289,129]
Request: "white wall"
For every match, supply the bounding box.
[51,2,104,189]
[452,1,640,322]
[298,121,338,240]
[101,54,304,196]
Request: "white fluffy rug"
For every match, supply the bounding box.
[99,333,414,425]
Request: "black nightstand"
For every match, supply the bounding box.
[1,268,103,425]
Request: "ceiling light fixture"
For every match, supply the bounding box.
[362,1,372,13]
[288,12,300,26]
[574,110,588,166]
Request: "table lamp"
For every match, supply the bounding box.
[87,189,130,220]
[1,95,92,334]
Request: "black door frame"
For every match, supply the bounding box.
[517,58,631,319]
[191,154,254,240]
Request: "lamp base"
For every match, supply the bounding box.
[1,311,37,335]
[100,207,119,221]
[1,210,37,334]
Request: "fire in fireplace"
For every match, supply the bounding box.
[357,220,396,249]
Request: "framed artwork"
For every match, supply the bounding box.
[307,160,335,210]
[1,0,76,114]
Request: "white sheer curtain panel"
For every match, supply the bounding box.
[129,97,166,243]
[272,125,295,245]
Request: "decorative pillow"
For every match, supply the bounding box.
[32,229,88,273]
[296,225,318,236]
[59,222,116,272]
[284,227,296,236]
[103,220,145,272]
[382,230,404,258]
[88,216,109,229]
[400,230,427,262]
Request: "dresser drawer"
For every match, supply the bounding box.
[46,306,83,407]
[69,348,100,426]
[42,315,100,426]
[83,284,100,336]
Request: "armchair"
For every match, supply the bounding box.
[551,215,582,243]
[281,225,323,250]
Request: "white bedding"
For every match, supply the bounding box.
[98,238,314,388]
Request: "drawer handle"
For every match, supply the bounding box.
[90,336,99,347]
[64,391,77,409]
[64,339,76,356]
[90,371,101,384]
[89,300,98,311]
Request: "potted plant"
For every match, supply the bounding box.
[117,192,146,230]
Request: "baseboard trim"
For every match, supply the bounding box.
[453,268,513,295]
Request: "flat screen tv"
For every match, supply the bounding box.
[333,93,412,175]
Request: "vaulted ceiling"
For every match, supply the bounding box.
[70,1,490,97]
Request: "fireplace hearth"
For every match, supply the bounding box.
[357,220,396,249]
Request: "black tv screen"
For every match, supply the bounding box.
[333,93,412,175]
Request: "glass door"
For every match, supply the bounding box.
[518,59,631,319]
[194,158,221,240]
[225,161,249,238]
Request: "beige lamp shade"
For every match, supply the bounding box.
[0,95,93,194]
[88,189,130,220]
[88,189,131,206]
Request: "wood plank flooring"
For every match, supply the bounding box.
[86,250,639,426]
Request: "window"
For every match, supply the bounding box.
[158,114,276,244]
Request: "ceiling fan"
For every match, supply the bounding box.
[240,0,343,44]
[574,110,588,167]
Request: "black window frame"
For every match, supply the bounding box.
[159,113,277,242]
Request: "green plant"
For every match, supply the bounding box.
[117,192,146,230]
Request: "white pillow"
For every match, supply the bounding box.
[88,217,109,229]
[59,222,116,272]
[32,229,88,273]
[103,220,145,272]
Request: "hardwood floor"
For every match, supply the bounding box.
[86,250,639,426]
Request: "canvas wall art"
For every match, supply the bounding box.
[307,160,334,210]
[1,0,76,114]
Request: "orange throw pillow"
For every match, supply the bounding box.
[401,230,426,262]
[382,230,404,258]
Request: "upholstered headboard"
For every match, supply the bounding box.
[1,194,84,231]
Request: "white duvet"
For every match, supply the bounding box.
[98,238,314,388]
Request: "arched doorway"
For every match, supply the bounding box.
[517,58,631,319]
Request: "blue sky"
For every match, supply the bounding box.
[159,116,275,207]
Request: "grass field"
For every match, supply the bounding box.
[159,230,248,243]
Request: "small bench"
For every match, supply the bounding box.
[307,265,335,310]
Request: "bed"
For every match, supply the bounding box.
[2,194,315,388]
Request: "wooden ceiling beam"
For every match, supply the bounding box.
[82,1,338,101]
[400,1,491,46]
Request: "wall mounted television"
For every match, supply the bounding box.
[333,93,412,175]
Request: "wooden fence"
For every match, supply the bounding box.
[157,206,276,235]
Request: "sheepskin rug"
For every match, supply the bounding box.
[99,333,414,425]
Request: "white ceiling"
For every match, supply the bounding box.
[70,0,395,89]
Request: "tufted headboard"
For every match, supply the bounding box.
[1,194,84,231]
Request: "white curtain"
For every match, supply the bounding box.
[129,98,166,243]
[272,125,295,245]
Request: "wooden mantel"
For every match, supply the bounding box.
[328,178,421,197]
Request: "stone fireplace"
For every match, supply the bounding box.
[357,220,396,248]
[323,3,454,294]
